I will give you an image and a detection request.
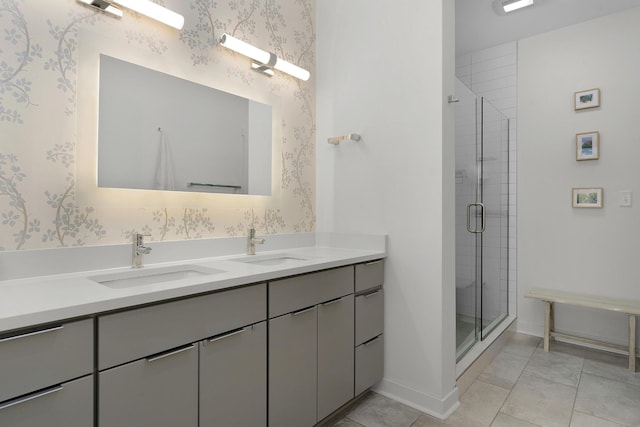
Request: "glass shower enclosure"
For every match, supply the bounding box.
[455,78,510,361]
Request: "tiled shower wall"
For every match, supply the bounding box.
[455,42,518,320]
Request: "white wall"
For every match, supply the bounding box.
[518,8,640,345]
[317,0,458,418]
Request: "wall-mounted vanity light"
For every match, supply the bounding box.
[219,33,310,81]
[76,0,184,30]
[502,0,534,13]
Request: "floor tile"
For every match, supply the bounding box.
[545,340,592,359]
[569,411,625,427]
[491,413,541,427]
[411,414,446,426]
[501,371,576,427]
[524,348,583,388]
[338,335,640,427]
[347,392,422,427]
[478,350,530,389]
[582,355,640,388]
[443,380,509,427]
[332,418,366,427]
[501,333,541,358]
[574,373,640,426]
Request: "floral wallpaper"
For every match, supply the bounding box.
[0,0,316,250]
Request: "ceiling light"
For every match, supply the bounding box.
[220,33,310,81]
[502,0,534,13]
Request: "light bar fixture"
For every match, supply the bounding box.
[219,33,310,81]
[502,0,534,13]
[76,0,184,30]
[77,0,123,18]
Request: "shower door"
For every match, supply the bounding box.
[455,79,509,361]
[478,98,509,340]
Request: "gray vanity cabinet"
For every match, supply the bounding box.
[317,294,355,421]
[99,343,199,427]
[268,266,354,427]
[98,283,267,427]
[354,260,385,396]
[0,318,94,427]
[200,321,267,427]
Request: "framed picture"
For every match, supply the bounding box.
[572,187,603,208]
[576,131,600,161]
[574,88,600,110]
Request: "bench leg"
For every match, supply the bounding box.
[630,315,636,372]
[544,301,553,352]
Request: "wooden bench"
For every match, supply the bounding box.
[526,288,640,372]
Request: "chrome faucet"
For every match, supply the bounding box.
[247,228,265,255]
[132,233,152,268]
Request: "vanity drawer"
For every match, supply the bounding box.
[0,319,93,403]
[0,375,93,427]
[355,288,384,346]
[99,283,266,369]
[269,266,354,318]
[355,335,384,396]
[355,260,384,293]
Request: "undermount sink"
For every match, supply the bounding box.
[231,253,313,267]
[90,265,225,289]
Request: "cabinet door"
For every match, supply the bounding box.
[355,335,384,396]
[0,375,93,427]
[318,294,355,421]
[269,307,317,427]
[200,321,267,427]
[99,343,198,427]
[355,289,384,345]
[0,319,93,402]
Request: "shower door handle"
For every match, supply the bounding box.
[466,202,486,234]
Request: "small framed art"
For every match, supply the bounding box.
[572,187,603,208]
[574,88,600,110]
[576,131,600,161]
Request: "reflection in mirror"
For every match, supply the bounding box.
[97,55,272,195]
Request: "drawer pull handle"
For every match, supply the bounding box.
[321,297,344,307]
[0,385,63,411]
[292,306,316,316]
[208,327,246,343]
[0,325,64,344]
[363,336,382,347]
[364,290,382,298]
[364,260,383,266]
[147,344,195,363]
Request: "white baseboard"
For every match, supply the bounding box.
[373,378,460,420]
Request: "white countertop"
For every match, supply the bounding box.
[0,243,385,334]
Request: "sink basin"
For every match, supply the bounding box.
[90,265,225,289]
[231,253,313,267]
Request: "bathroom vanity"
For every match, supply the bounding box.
[0,238,385,427]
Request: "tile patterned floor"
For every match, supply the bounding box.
[332,333,640,427]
